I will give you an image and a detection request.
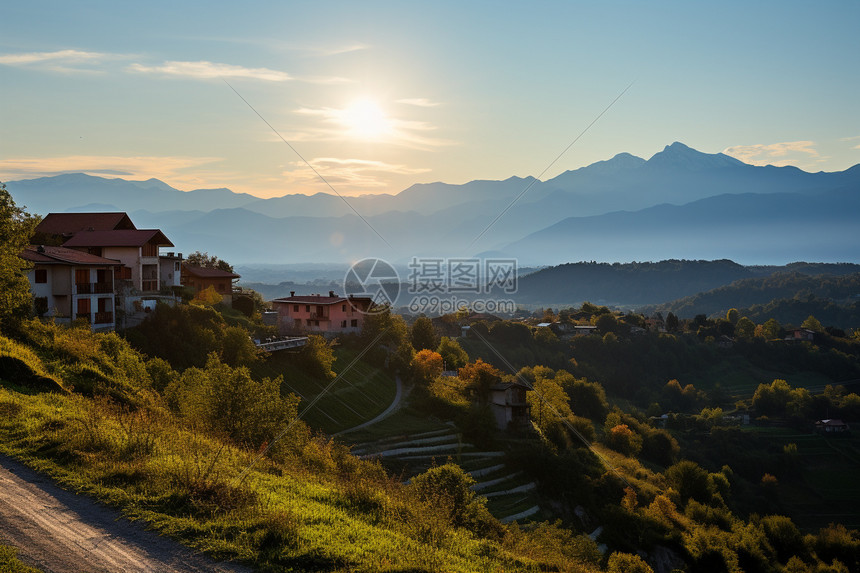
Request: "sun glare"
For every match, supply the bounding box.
[341,98,392,140]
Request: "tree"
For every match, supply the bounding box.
[801,315,824,332]
[735,316,755,340]
[191,285,223,306]
[606,552,654,573]
[458,359,503,402]
[185,250,233,272]
[0,182,39,332]
[437,336,468,370]
[761,318,782,340]
[410,315,439,351]
[665,312,679,333]
[726,308,740,325]
[666,460,713,504]
[411,349,443,382]
[593,313,618,335]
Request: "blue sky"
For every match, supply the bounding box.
[1,1,858,198]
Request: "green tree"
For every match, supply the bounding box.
[735,316,755,340]
[606,552,654,573]
[298,335,336,380]
[593,313,618,335]
[360,307,414,372]
[665,312,680,333]
[185,250,233,272]
[666,460,713,504]
[726,308,740,325]
[0,182,39,332]
[410,315,439,351]
[437,336,468,370]
[801,315,824,332]
[761,318,782,339]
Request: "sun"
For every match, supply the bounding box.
[340,98,393,140]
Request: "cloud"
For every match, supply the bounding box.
[282,157,430,189]
[0,155,223,188]
[293,104,457,149]
[396,98,441,107]
[722,141,819,167]
[0,49,112,65]
[128,60,292,82]
[0,49,129,74]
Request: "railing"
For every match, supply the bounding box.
[141,280,158,292]
[94,312,114,324]
[76,282,113,294]
[309,312,329,320]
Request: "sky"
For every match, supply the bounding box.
[1,1,859,199]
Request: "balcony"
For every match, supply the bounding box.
[309,312,330,321]
[75,282,113,294]
[94,312,114,324]
[141,279,159,292]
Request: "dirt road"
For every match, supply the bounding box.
[0,454,251,573]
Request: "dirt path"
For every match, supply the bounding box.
[0,454,251,573]
[334,376,407,436]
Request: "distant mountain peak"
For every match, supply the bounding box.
[647,141,745,170]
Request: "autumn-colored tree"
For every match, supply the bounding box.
[191,285,223,306]
[411,349,443,382]
[458,359,503,402]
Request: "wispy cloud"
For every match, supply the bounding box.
[723,140,820,167]
[396,98,441,107]
[128,60,292,81]
[293,103,457,149]
[0,49,129,73]
[282,157,430,189]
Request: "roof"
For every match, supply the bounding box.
[21,245,120,266]
[816,419,847,426]
[181,265,240,279]
[272,294,373,305]
[35,212,136,235]
[489,382,531,391]
[62,229,174,248]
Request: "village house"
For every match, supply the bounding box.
[815,419,850,435]
[488,382,531,430]
[28,212,180,329]
[271,291,373,336]
[786,328,816,342]
[21,245,119,331]
[181,264,240,306]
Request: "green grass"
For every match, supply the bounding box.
[0,545,44,573]
[253,348,397,434]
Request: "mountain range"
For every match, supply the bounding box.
[6,142,860,267]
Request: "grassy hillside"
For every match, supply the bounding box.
[0,321,607,572]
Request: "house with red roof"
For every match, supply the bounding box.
[271,291,374,336]
[27,212,182,329]
[181,264,241,306]
[21,245,120,330]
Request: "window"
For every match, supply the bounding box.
[341,304,346,312]
[305,305,310,312]
[174,262,180,271]
[351,319,358,327]
[341,320,347,328]
[34,269,47,283]
[293,304,299,312]
[142,242,158,257]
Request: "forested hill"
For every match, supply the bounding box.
[644,271,860,327]
[514,260,860,308]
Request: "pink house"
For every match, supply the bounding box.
[271,291,373,336]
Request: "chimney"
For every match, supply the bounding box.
[290,291,295,297]
[329,290,336,297]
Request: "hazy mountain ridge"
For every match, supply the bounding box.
[7,142,860,266]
